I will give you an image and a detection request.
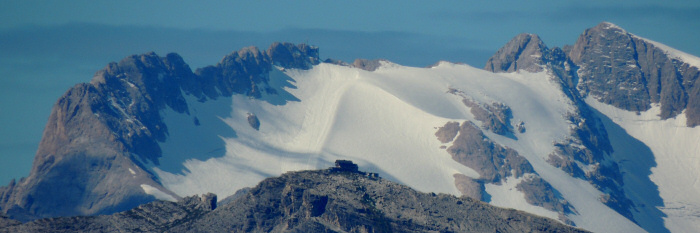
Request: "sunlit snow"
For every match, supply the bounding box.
[152,62,645,232]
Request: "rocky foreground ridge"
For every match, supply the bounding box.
[1,161,587,233]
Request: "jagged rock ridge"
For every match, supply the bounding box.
[2,164,588,233]
[0,42,320,222]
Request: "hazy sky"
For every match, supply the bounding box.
[1,1,699,184]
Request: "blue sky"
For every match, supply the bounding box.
[1,1,699,184]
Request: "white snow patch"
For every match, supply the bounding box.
[140,184,177,202]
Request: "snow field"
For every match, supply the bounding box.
[152,62,645,232]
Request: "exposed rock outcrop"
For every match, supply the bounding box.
[434,121,459,143]
[516,175,573,214]
[351,58,385,71]
[453,174,485,201]
[447,88,517,136]
[445,121,532,183]
[485,33,549,73]
[246,113,260,131]
[462,99,514,136]
[437,121,572,216]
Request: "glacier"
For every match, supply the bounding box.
[151,61,649,232]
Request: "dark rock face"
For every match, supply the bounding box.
[434,121,459,143]
[2,168,588,233]
[0,81,168,222]
[246,113,260,131]
[268,42,320,70]
[485,33,579,89]
[445,121,532,183]
[569,22,700,126]
[485,33,548,73]
[452,174,484,201]
[516,175,573,214]
[0,43,320,222]
[447,88,516,136]
[569,23,652,112]
[462,99,514,136]
[546,154,585,179]
[438,121,573,217]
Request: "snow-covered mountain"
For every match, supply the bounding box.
[1,22,699,232]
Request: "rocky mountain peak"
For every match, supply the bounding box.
[568,22,634,65]
[599,21,626,32]
[570,22,700,124]
[267,42,320,69]
[488,22,700,127]
[0,42,322,222]
[485,33,548,73]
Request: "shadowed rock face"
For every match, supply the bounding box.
[0,43,320,222]
[2,168,588,233]
[570,22,700,126]
[485,33,548,73]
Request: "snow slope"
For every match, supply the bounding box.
[151,62,644,232]
[588,99,700,233]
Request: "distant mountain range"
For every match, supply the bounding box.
[2,22,699,232]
